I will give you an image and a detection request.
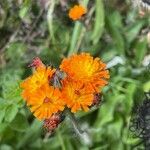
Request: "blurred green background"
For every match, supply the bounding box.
[0,0,150,149]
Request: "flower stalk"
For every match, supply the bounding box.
[65,108,84,135]
[65,108,92,145]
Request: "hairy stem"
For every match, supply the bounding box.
[57,128,66,150]
[66,109,84,135]
[65,109,92,145]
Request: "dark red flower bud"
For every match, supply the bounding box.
[91,93,102,107]
[28,57,44,68]
[43,113,65,133]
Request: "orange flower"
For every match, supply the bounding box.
[21,66,55,100]
[60,53,109,92]
[28,84,64,120]
[21,54,109,118]
[69,5,87,20]
[62,79,94,113]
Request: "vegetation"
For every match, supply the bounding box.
[0,0,149,149]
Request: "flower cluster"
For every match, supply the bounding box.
[21,53,109,120]
[60,53,109,112]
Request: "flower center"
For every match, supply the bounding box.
[43,97,52,103]
[74,90,80,95]
[35,81,40,85]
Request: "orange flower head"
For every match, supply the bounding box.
[21,66,55,100]
[28,84,64,120]
[69,5,87,20]
[62,80,94,113]
[60,53,110,92]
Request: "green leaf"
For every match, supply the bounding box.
[6,42,27,61]
[17,119,42,148]
[135,39,147,66]
[125,21,144,43]
[91,0,104,44]
[19,0,30,19]
[106,12,124,55]
[111,142,124,150]
[2,78,22,104]
[0,7,6,28]
[107,116,123,140]
[143,80,150,92]
[19,6,29,19]
[125,83,137,114]
[9,113,29,132]
[0,107,6,123]
[94,93,125,127]
[0,123,8,134]
[5,104,18,122]
[122,128,140,145]
[63,138,75,150]
[0,144,13,150]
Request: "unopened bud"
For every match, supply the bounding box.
[28,57,44,68]
[43,113,65,133]
[91,93,102,107]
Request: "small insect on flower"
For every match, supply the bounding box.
[50,69,66,89]
[68,5,87,20]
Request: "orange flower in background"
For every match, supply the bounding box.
[21,66,55,100]
[28,84,64,120]
[62,79,94,112]
[69,5,87,20]
[60,53,110,92]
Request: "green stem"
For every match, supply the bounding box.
[67,0,90,56]
[57,128,66,150]
[65,109,91,145]
[68,22,83,56]
[66,109,84,135]
[43,132,51,143]
[47,0,56,44]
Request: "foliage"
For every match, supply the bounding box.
[0,0,149,149]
